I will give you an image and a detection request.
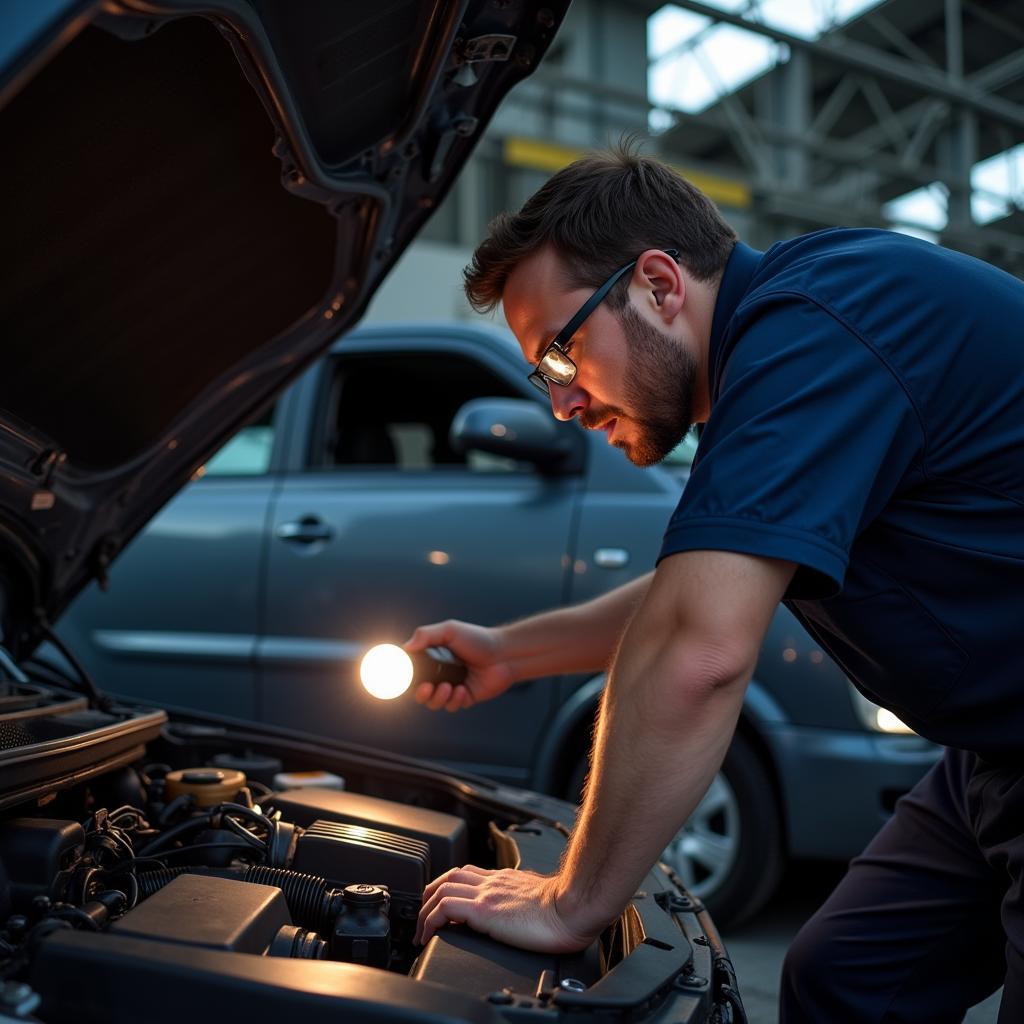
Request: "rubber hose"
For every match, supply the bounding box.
[136,865,190,898]
[242,866,336,932]
[136,865,337,931]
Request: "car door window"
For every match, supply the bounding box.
[204,404,277,476]
[309,351,528,473]
[260,341,579,773]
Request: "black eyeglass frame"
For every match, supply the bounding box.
[527,248,680,395]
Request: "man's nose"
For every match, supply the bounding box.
[548,382,587,422]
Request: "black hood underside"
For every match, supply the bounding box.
[4,16,337,470]
[0,0,568,654]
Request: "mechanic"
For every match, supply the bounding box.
[408,144,1024,1023]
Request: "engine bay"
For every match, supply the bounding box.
[0,679,744,1023]
[1,769,463,974]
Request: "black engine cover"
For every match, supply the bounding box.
[111,874,289,953]
[293,819,430,895]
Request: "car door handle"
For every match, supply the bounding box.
[593,548,629,569]
[276,516,334,544]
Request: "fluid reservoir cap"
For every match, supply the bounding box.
[343,883,389,906]
[165,767,247,807]
[181,769,228,785]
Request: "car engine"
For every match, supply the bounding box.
[0,681,744,1023]
[0,765,462,975]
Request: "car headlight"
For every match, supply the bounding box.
[848,683,915,734]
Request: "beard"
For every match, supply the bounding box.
[579,303,697,467]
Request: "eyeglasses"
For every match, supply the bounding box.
[527,249,680,396]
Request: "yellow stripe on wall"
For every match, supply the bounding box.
[503,137,750,210]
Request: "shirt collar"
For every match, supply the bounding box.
[707,241,764,400]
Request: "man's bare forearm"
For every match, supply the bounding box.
[550,551,793,937]
[498,572,653,683]
[554,628,747,933]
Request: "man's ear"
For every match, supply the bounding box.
[634,249,685,320]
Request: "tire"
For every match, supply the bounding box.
[566,729,784,930]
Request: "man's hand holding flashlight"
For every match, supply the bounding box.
[404,620,514,712]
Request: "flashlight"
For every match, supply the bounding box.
[359,644,467,700]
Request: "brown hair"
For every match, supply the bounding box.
[464,141,737,314]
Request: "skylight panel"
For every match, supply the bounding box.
[883,184,947,243]
[883,144,1024,241]
[648,0,884,118]
[972,144,1024,225]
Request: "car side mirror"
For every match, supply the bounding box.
[449,398,584,474]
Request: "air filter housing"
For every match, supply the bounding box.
[293,820,430,895]
[269,787,466,870]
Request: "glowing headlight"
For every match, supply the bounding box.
[360,644,414,700]
[875,707,914,735]
[848,683,915,735]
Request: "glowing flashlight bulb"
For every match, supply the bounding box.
[360,644,414,700]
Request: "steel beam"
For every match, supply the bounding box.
[863,10,940,69]
[527,69,1013,204]
[943,0,973,228]
[962,0,1024,49]
[970,47,1024,94]
[945,0,963,80]
[666,0,1024,133]
[858,74,909,150]
[761,191,1024,259]
[902,100,949,170]
[690,44,775,180]
[824,46,1024,179]
[809,73,859,138]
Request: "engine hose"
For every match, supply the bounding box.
[137,812,212,856]
[241,866,338,932]
[136,865,189,897]
[136,865,339,931]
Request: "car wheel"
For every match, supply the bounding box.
[566,729,784,930]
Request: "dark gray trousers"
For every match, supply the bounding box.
[780,746,1022,1023]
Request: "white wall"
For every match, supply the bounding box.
[364,240,492,324]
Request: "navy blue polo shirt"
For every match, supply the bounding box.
[658,228,1024,759]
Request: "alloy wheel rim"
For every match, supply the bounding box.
[660,771,741,900]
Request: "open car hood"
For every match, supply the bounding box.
[0,0,567,656]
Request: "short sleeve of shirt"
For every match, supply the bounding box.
[659,293,925,599]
